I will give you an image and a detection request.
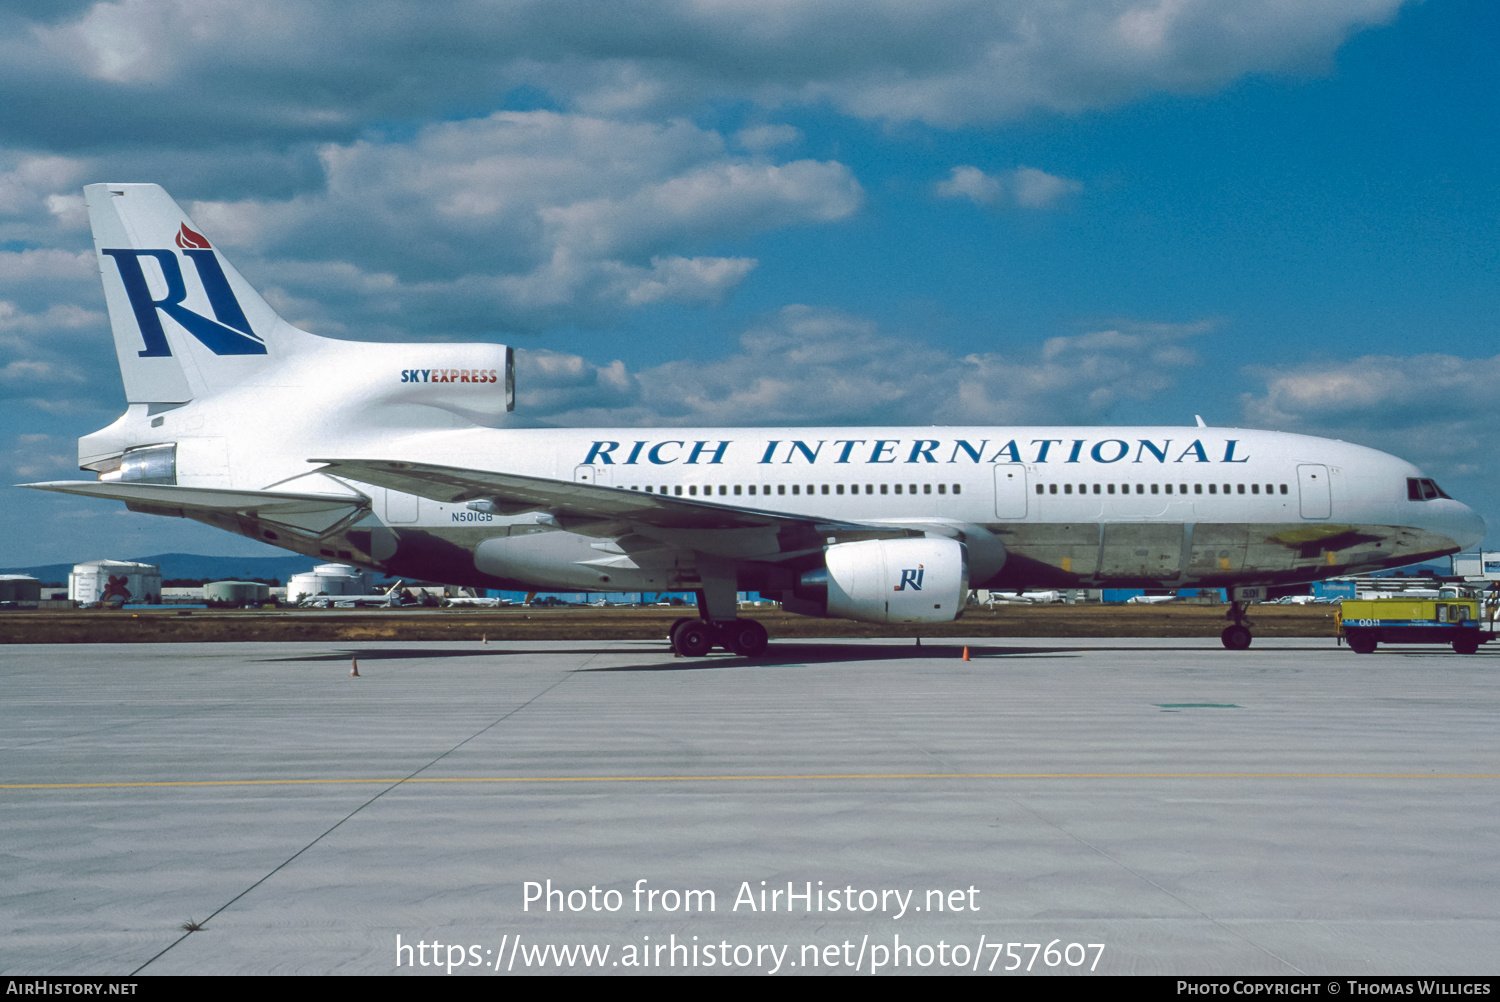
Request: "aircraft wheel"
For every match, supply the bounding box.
[1221,625,1252,651]
[666,617,694,649]
[671,619,714,658]
[721,619,769,657]
[1347,633,1377,655]
[1454,637,1479,655]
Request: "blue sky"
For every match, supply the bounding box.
[1,0,1496,566]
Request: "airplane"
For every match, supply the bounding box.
[21,184,1487,655]
[441,595,511,608]
[294,580,413,609]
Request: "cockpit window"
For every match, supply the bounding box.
[1407,477,1451,501]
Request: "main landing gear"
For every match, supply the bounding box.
[666,562,771,658]
[1221,600,1253,650]
[668,616,769,658]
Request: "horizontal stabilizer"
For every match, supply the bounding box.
[22,481,368,537]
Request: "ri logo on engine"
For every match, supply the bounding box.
[895,567,925,592]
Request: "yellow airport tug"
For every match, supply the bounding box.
[1337,596,1494,655]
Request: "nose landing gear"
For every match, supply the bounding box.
[1221,600,1253,650]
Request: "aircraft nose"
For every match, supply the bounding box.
[1453,503,1487,552]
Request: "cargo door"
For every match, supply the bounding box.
[1001,523,1099,579]
[1297,464,1331,519]
[385,488,419,524]
[1186,524,1250,580]
[994,464,1028,519]
[1099,523,1186,582]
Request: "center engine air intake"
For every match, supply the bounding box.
[385,343,515,417]
[800,537,968,624]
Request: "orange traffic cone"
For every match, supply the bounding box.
[962,646,970,661]
[350,658,360,677]
[482,634,488,645]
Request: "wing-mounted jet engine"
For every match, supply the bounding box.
[793,537,969,624]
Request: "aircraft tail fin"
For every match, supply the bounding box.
[85,183,318,403]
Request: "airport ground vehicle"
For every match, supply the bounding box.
[1337,596,1494,654]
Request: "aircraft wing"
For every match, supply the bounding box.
[310,457,911,557]
[21,481,368,537]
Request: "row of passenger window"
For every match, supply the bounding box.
[1038,483,1289,496]
[629,483,964,497]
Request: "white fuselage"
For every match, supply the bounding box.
[89,389,1485,594]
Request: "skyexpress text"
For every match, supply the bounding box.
[581,438,1254,467]
[400,368,501,383]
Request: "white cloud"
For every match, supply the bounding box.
[1240,352,1500,539]
[0,156,92,248]
[540,158,862,258]
[0,249,95,283]
[0,300,105,341]
[44,193,88,228]
[187,111,861,332]
[1013,167,1084,208]
[1242,354,1500,473]
[0,359,86,385]
[1,432,76,480]
[517,306,1207,427]
[0,300,113,407]
[799,0,1406,126]
[0,156,87,214]
[1245,354,1500,428]
[2,1,1407,154]
[60,0,171,83]
[615,256,758,306]
[736,124,802,153]
[936,165,1082,209]
[935,166,1004,206]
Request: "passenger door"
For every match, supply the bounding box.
[1297,464,1331,519]
[993,464,1028,519]
[575,465,611,488]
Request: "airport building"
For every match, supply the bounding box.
[1452,551,1500,581]
[68,560,162,606]
[0,574,41,605]
[204,580,273,606]
[284,563,373,603]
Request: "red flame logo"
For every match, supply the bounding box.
[175,223,211,250]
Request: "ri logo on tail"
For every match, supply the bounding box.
[101,223,266,357]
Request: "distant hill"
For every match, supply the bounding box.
[1,552,324,585]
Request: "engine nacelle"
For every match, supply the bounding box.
[373,342,515,418]
[800,537,969,624]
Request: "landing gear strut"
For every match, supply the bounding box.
[1221,600,1253,650]
[666,570,770,657]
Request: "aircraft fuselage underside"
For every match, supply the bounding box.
[180,508,1456,595]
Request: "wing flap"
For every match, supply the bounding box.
[313,458,828,531]
[310,458,914,556]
